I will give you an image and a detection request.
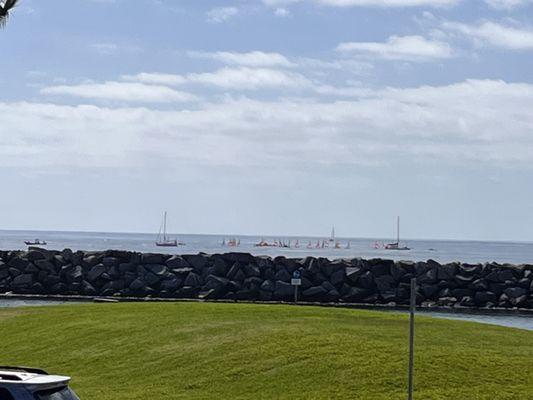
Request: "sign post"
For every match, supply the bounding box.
[408,278,416,400]
[291,270,302,303]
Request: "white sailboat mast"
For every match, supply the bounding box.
[397,216,400,244]
[163,211,168,241]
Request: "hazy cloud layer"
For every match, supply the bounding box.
[41,82,197,103]
[4,79,533,172]
[337,35,453,60]
[444,21,533,50]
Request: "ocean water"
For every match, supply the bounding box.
[0,230,532,264]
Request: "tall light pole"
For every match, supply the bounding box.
[408,278,416,400]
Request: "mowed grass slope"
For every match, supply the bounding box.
[0,303,531,400]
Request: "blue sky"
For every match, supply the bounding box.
[1,0,533,241]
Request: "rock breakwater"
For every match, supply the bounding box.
[1,248,532,309]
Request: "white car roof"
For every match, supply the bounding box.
[0,370,70,386]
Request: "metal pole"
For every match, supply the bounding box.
[408,277,416,400]
[294,285,298,304]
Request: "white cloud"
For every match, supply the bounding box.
[444,21,533,50]
[40,82,197,103]
[274,7,291,16]
[207,6,239,23]
[263,0,460,7]
[90,43,118,55]
[121,73,186,86]
[7,79,533,172]
[188,51,295,67]
[124,67,311,90]
[485,0,533,9]
[336,35,453,60]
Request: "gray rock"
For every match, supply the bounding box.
[12,274,33,287]
[303,285,328,298]
[129,278,146,292]
[88,264,106,282]
[504,287,527,299]
[275,269,291,282]
[184,272,203,287]
[141,253,164,265]
[274,281,294,298]
[346,267,363,284]
[166,256,190,269]
[183,254,208,270]
[330,269,346,287]
[160,278,181,291]
[145,264,169,277]
[260,280,275,292]
[244,263,261,278]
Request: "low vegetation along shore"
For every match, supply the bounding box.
[1,248,532,309]
[0,302,531,399]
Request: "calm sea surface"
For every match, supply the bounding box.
[1,230,532,264]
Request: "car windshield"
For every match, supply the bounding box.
[34,386,80,400]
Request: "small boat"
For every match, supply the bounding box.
[222,238,226,246]
[24,239,47,246]
[334,241,341,249]
[156,211,184,247]
[346,241,351,249]
[255,238,274,247]
[384,216,410,251]
[228,238,240,247]
[329,226,336,242]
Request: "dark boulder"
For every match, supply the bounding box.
[437,264,457,280]
[303,285,328,299]
[421,284,439,298]
[369,259,393,277]
[145,264,169,277]
[330,269,346,287]
[375,275,395,293]
[244,263,261,278]
[144,273,161,287]
[275,269,291,282]
[260,280,275,293]
[273,281,294,299]
[212,257,228,276]
[475,291,497,305]
[129,278,146,292]
[88,264,106,282]
[12,274,33,288]
[183,254,208,271]
[504,287,527,299]
[81,280,97,296]
[346,267,363,284]
[358,271,375,289]
[166,256,190,269]
[184,272,203,287]
[222,253,256,264]
[8,257,29,270]
[343,287,369,302]
[141,253,165,265]
[160,278,181,291]
[470,279,488,291]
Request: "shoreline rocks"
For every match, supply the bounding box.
[0,248,532,310]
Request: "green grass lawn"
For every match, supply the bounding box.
[0,302,531,400]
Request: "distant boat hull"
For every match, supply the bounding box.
[24,241,47,246]
[385,242,410,251]
[155,240,184,247]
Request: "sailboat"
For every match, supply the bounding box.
[156,211,183,247]
[384,216,410,251]
[329,226,335,242]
